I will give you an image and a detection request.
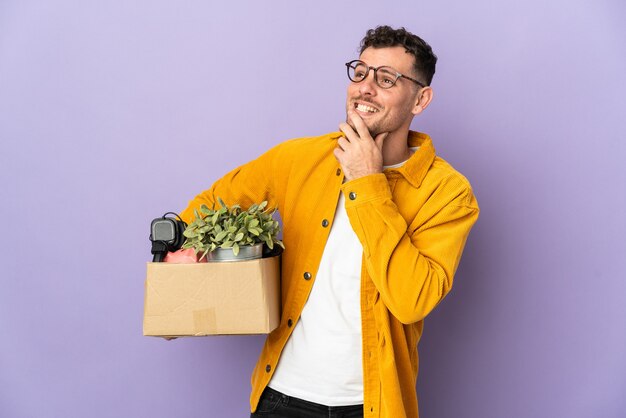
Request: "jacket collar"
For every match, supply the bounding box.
[397,130,436,188]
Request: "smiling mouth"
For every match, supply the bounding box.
[355,103,379,113]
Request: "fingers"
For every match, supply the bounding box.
[337,136,350,151]
[374,132,389,151]
[339,121,357,142]
[340,111,371,142]
[347,111,372,141]
[333,146,344,163]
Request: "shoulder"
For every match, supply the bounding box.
[423,156,478,209]
[429,156,473,189]
[265,132,340,166]
[277,131,341,153]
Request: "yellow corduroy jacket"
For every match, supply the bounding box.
[180,131,479,418]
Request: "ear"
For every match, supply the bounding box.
[411,86,433,116]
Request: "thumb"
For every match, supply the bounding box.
[374,132,389,151]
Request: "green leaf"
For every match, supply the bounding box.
[215,230,228,241]
[233,243,239,256]
[179,199,283,255]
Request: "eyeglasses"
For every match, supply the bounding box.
[345,60,425,89]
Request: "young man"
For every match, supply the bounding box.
[180,26,479,418]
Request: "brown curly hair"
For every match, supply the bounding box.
[360,25,437,86]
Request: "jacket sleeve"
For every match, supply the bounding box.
[179,143,283,225]
[341,172,479,324]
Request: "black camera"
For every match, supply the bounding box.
[149,212,187,262]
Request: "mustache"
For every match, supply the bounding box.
[351,97,382,109]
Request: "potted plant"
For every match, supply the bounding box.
[181,198,284,262]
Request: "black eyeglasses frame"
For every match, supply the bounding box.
[345,60,426,89]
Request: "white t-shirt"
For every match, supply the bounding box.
[268,148,418,406]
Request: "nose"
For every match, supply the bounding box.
[358,70,378,96]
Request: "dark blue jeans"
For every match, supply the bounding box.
[251,387,364,418]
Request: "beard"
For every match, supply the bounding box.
[345,98,385,137]
[345,115,380,137]
[345,96,417,139]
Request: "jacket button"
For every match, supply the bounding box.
[303,272,312,280]
[336,168,341,176]
[265,364,271,373]
[287,318,293,327]
[349,192,357,200]
[321,219,329,227]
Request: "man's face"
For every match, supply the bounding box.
[345,46,421,137]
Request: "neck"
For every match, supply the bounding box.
[381,130,412,166]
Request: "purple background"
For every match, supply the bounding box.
[1,1,625,417]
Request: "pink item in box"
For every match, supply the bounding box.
[164,248,204,263]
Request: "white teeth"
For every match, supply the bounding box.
[356,103,377,113]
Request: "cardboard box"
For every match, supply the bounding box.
[143,256,280,337]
